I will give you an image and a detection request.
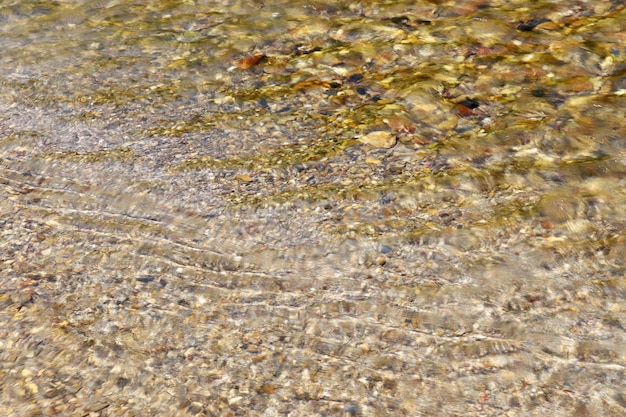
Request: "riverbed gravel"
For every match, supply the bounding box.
[1,1,625,416]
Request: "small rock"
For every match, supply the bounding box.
[257,384,277,394]
[0,294,13,309]
[228,396,243,405]
[85,401,109,413]
[538,192,578,223]
[235,173,253,183]
[358,131,396,149]
[237,53,265,70]
[345,404,359,415]
[383,115,415,133]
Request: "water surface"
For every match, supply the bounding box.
[1,1,625,415]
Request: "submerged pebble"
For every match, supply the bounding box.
[358,131,397,149]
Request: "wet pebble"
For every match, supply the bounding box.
[358,131,397,149]
[237,53,266,70]
[235,173,254,183]
[537,192,579,223]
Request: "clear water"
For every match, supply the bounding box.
[1,1,625,415]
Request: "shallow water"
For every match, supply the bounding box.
[1,1,625,416]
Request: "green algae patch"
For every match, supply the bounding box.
[559,154,624,179]
[144,113,218,137]
[1,129,44,144]
[227,167,433,208]
[39,146,136,164]
[168,137,358,173]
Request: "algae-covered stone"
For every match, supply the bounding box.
[537,192,579,223]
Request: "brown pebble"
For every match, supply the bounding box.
[383,116,415,133]
[258,384,277,394]
[237,53,265,70]
[454,103,477,117]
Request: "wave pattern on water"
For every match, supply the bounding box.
[1,1,626,415]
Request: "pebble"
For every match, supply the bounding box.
[538,192,578,223]
[358,131,397,149]
[235,173,254,183]
[237,53,265,70]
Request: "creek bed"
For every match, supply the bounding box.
[1,1,625,416]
